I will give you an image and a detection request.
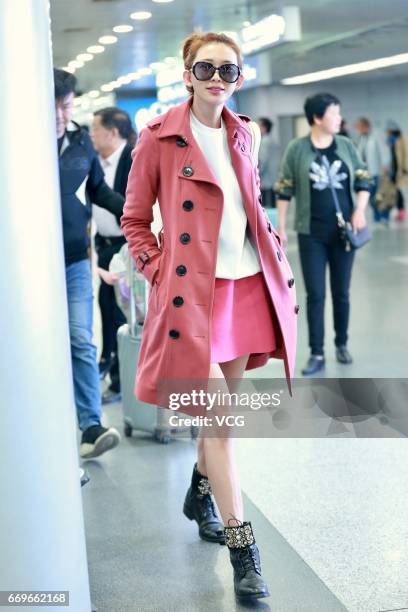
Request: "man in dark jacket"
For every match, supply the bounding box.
[90,107,134,404]
[54,68,122,458]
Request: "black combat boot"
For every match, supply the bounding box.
[225,519,270,600]
[183,463,225,544]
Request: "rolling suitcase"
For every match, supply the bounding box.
[117,256,198,444]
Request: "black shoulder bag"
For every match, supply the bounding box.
[319,153,372,252]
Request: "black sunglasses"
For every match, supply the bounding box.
[191,61,241,84]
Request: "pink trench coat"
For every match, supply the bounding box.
[121,97,298,417]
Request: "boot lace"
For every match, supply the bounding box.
[239,546,261,575]
[201,493,218,519]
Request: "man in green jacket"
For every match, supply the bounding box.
[275,93,370,375]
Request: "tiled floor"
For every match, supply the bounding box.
[83,218,408,612]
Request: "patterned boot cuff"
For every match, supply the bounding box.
[197,477,212,496]
[192,463,213,496]
[225,521,255,549]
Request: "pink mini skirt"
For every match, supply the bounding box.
[210,271,277,364]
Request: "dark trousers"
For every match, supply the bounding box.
[96,235,127,392]
[261,188,276,208]
[298,232,355,355]
[98,280,126,391]
[396,189,405,211]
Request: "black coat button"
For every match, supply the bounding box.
[176,137,187,147]
[288,278,295,288]
[173,296,184,307]
[180,232,191,244]
[294,305,300,314]
[169,329,180,339]
[182,200,194,211]
[176,265,187,276]
[277,251,282,261]
[182,166,194,177]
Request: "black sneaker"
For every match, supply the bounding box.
[80,424,121,459]
[98,358,111,381]
[79,467,90,487]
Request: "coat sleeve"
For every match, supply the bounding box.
[346,139,371,193]
[120,127,162,286]
[274,140,296,201]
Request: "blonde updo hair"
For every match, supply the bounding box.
[182,32,243,95]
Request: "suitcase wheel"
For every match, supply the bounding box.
[154,430,171,444]
[124,422,133,438]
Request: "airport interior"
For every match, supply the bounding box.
[1,1,408,611]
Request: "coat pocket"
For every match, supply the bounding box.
[154,249,167,311]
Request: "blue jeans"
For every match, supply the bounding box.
[65,259,101,431]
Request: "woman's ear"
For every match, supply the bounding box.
[183,69,193,91]
[234,74,245,92]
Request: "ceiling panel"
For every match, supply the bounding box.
[50,0,408,93]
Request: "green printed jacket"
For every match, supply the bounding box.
[274,135,371,234]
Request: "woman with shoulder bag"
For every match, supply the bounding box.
[276,93,371,376]
[121,31,298,601]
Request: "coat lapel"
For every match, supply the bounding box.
[158,98,219,187]
[222,106,257,224]
[158,97,253,211]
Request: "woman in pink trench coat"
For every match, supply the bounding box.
[121,32,298,602]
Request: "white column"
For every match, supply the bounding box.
[0,1,91,610]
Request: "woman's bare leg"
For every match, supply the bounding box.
[198,355,249,526]
[196,436,207,476]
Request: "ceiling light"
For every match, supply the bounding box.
[138,67,153,76]
[127,72,141,80]
[98,35,118,45]
[88,90,100,98]
[87,45,105,54]
[113,25,134,33]
[164,56,177,64]
[152,0,174,3]
[117,75,132,85]
[281,52,408,85]
[243,21,251,27]
[101,83,115,92]
[242,14,286,54]
[63,66,76,74]
[130,11,152,20]
[149,61,165,70]
[77,53,93,62]
[68,60,84,69]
